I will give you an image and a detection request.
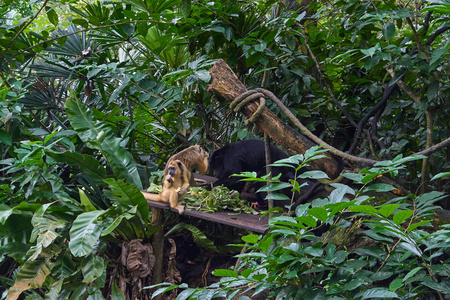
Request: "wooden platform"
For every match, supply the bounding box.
[144,193,269,234]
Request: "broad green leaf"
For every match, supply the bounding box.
[257,182,291,192]
[407,220,431,233]
[7,257,53,300]
[382,22,395,40]
[329,183,355,203]
[399,241,422,257]
[45,6,59,26]
[101,212,134,236]
[81,255,105,283]
[213,269,239,278]
[349,205,378,216]
[364,183,396,192]
[361,288,398,299]
[0,205,12,225]
[65,98,143,190]
[295,216,317,228]
[79,189,96,212]
[389,277,403,292]
[402,267,422,282]
[181,0,191,18]
[265,193,290,200]
[378,204,399,218]
[111,281,126,300]
[393,210,413,225]
[103,179,149,220]
[298,170,330,180]
[308,207,328,222]
[241,234,259,244]
[0,130,12,146]
[47,150,107,184]
[431,172,450,181]
[69,210,104,257]
[304,246,323,257]
[165,223,219,253]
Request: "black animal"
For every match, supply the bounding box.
[209,140,316,203]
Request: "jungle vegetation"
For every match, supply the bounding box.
[0,0,449,299]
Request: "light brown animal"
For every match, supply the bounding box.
[164,145,209,186]
[143,159,190,214]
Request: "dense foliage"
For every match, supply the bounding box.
[152,149,450,299]
[1,0,449,299]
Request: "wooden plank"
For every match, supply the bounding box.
[144,192,269,234]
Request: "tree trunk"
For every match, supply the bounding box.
[207,59,342,179]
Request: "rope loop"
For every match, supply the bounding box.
[230,90,266,124]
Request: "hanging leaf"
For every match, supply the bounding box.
[382,22,395,40]
[81,255,105,283]
[180,0,191,18]
[69,210,104,257]
[65,98,143,190]
[45,6,59,26]
[103,179,149,220]
[393,210,414,225]
[6,256,54,300]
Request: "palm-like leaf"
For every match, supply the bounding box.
[65,98,143,190]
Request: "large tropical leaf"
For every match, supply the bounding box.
[65,98,143,190]
[6,256,53,300]
[103,178,149,220]
[69,210,104,257]
[47,149,107,184]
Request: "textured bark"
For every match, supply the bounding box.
[207,59,342,179]
[150,206,164,300]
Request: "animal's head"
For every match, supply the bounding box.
[167,160,185,177]
[208,148,224,177]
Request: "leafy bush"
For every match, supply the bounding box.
[151,149,450,299]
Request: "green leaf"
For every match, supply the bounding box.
[213,269,238,278]
[308,207,328,222]
[349,205,378,216]
[399,241,422,257]
[79,189,97,212]
[378,204,399,218]
[241,234,259,244]
[81,255,105,283]
[45,6,59,26]
[0,130,12,146]
[389,277,403,292]
[65,98,143,190]
[431,172,450,181]
[180,0,191,18]
[393,210,413,225]
[69,210,104,257]
[364,183,396,192]
[165,223,219,253]
[304,246,323,257]
[257,182,291,192]
[407,220,431,233]
[403,267,422,283]
[382,22,395,40]
[111,281,126,300]
[361,288,398,299]
[103,179,149,220]
[7,257,54,300]
[47,150,106,184]
[298,171,330,180]
[72,18,88,28]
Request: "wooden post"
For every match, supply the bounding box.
[207,59,342,179]
[151,206,164,300]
